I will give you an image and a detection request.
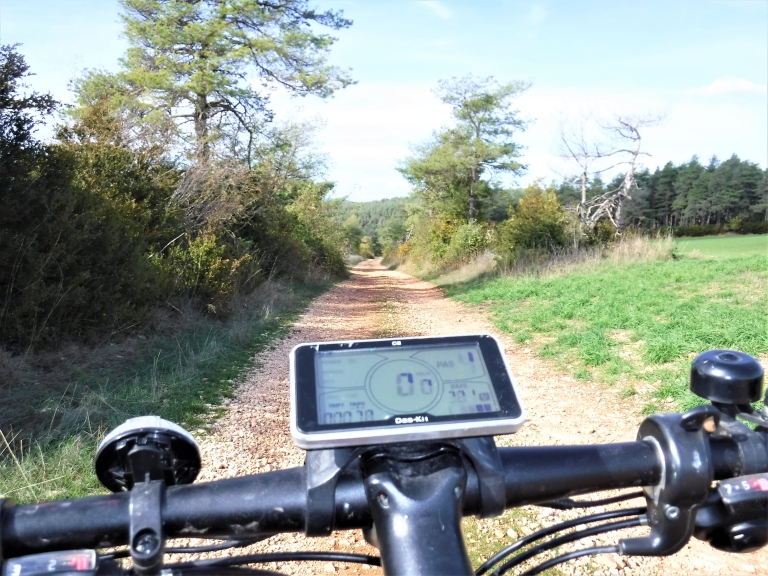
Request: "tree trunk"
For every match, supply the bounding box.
[468,165,477,221]
[615,196,626,230]
[194,94,210,163]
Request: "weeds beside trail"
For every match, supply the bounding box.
[0,279,330,503]
[442,237,767,415]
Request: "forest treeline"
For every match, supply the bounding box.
[351,151,767,268]
[346,74,768,270]
[556,155,768,236]
[0,0,354,351]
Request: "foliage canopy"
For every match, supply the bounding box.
[401,75,528,222]
[107,0,353,161]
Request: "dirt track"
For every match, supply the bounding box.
[194,260,767,576]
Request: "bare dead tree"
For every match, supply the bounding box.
[558,116,623,234]
[559,118,599,206]
[578,114,663,232]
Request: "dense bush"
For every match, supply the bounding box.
[358,236,375,259]
[0,145,181,348]
[670,220,768,237]
[0,46,348,351]
[444,220,491,265]
[495,182,569,259]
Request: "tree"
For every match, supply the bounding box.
[673,157,704,225]
[558,117,598,209]
[0,44,56,164]
[110,0,353,162]
[653,161,678,226]
[557,115,626,233]
[496,181,569,253]
[401,75,529,222]
[341,214,364,254]
[580,115,661,231]
[358,236,374,259]
[380,216,407,251]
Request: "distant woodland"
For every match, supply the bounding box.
[342,153,767,259]
[556,154,767,234]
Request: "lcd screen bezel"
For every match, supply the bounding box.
[290,334,526,449]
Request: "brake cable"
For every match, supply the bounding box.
[519,545,620,576]
[493,517,644,575]
[475,506,645,575]
[164,552,381,570]
[539,490,645,510]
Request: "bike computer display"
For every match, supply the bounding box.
[290,334,525,449]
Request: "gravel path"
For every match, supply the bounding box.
[192,260,767,576]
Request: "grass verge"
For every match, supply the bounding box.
[443,250,767,414]
[674,233,767,258]
[0,279,330,503]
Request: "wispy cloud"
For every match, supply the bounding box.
[528,3,547,24]
[419,1,452,20]
[692,77,767,96]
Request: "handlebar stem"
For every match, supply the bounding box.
[361,446,473,576]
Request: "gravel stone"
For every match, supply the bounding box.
[189,260,767,575]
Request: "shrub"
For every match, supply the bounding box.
[358,236,375,259]
[163,233,262,312]
[669,220,768,237]
[495,181,569,260]
[0,144,175,348]
[444,220,490,265]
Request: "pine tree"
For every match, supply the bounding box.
[113,0,352,162]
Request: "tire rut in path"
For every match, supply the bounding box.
[193,259,766,576]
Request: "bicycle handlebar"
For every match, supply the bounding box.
[0,440,690,556]
[1,411,766,576]
[3,348,766,575]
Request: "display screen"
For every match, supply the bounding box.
[315,343,500,425]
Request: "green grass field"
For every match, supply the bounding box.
[674,233,768,258]
[445,238,767,414]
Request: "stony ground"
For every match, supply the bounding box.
[190,260,767,576]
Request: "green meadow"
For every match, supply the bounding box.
[445,237,767,414]
[674,234,767,258]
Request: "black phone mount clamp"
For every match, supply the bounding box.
[129,481,166,576]
[96,417,202,576]
[304,447,361,536]
[303,436,506,537]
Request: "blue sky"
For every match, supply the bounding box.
[2,0,766,201]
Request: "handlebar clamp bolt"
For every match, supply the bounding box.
[377,493,390,509]
[665,506,681,521]
[133,530,161,556]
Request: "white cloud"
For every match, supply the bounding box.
[692,77,767,96]
[267,82,452,200]
[263,79,766,202]
[419,1,452,20]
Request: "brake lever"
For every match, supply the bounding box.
[619,405,721,556]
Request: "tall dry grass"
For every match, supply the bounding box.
[497,233,674,279]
